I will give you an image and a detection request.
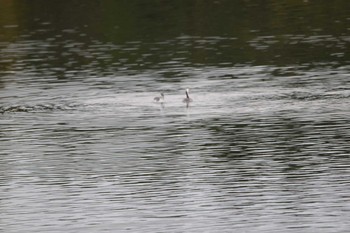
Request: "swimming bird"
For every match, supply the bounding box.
[154,93,164,103]
[183,89,193,103]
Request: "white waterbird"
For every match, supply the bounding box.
[154,93,164,103]
[183,89,193,103]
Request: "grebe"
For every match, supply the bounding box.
[154,93,164,103]
[183,89,193,103]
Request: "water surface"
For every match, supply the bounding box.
[1,1,350,232]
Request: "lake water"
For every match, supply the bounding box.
[1,1,350,232]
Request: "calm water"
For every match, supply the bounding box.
[1,1,350,232]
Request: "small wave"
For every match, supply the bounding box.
[246,91,350,102]
[0,103,79,114]
[286,91,350,101]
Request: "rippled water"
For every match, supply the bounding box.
[1,1,350,232]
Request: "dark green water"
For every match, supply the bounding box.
[1,1,350,232]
